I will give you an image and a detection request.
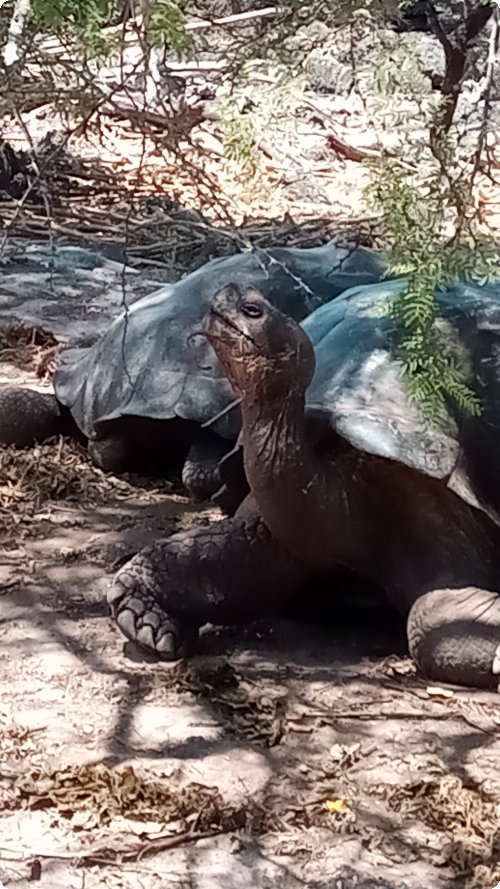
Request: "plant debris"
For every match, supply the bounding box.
[0,437,174,531]
[0,124,381,275]
[174,659,287,746]
[0,723,44,763]
[383,774,500,886]
[16,763,245,834]
[0,324,62,378]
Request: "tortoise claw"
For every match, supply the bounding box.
[108,579,198,660]
[493,643,500,676]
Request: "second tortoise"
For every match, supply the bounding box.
[0,242,384,498]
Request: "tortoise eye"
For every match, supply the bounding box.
[241,302,264,319]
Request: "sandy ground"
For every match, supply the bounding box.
[0,249,500,889]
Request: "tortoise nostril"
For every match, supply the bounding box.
[213,284,244,305]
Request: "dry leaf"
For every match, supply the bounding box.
[325,798,348,814]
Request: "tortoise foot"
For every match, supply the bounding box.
[107,573,198,659]
[107,509,304,656]
[408,586,500,689]
[88,434,130,474]
[182,430,232,500]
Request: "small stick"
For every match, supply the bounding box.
[186,7,278,30]
[0,826,232,866]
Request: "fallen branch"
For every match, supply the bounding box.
[326,133,369,163]
[186,6,278,31]
[0,825,233,867]
[104,101,204,133]
[288,706,499,732]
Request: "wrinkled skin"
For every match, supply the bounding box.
[109,284,500,689]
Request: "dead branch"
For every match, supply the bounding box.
[0,826,234,866]
[425,0,495,132]
[186,6,278,31]
[326,133,368,163]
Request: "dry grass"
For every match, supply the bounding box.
[0,323,62,378]
[385,774,500,887]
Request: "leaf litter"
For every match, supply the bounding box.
[382,774,500,888]
[171,658,288,747]
[0,437,176,542]
[14,763,245,835]
[0,323,62,379]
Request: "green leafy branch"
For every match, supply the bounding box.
[30,0,191,59]
[147,0,192,56]
[218,102,258,178]
[32,0,115,57]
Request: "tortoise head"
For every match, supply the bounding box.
[204,283,315,401]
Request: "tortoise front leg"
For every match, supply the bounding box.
[88,434,130,473]
[0,387,66,446]
[181,428,233,500]
[407,586,500,689]
[107,510,307,659]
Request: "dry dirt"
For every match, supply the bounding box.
[0,252,500,889]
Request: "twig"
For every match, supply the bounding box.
[119,80,149,389]
[290,709,454,721]
[201,397,242,429]
[466,5,500,199]
[0,826,233,866]
[186,7,278,31]
[299,97,417,172]
[326,133,368,164]
[12,106,55,270]
[104,101,202,133]
[0,54,147,257]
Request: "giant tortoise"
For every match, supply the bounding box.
[0,242,384,499]
[108,276,500,689]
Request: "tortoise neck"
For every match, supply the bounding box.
[241,390,310,466]
[241,390,320,540]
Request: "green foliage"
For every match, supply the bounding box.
[147,0,192,55]
[32,0,115,57]
[372,39,428,95]
[369,164,500,423]
[218,103,258,177]
[363,0,500,424]
[30,0,191,59]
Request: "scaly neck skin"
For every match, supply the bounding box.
[240,390,328,559]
